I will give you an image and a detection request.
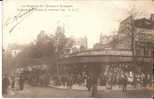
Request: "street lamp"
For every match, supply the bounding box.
[130,15,136,60]
[55,38,60,81]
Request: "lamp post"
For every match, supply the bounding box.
[130,15,136,61]
[55,38,60,81]
[13,50,17,74]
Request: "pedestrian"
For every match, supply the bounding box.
[122,74,128,96]
[19,73,25,91]
[86,76,92,91]
[133,74,137,88]
[2,74,10,96]
[61,76,66,87]
[11,73,15,89]
[91,83,97,97]
[68,76,73,89]
[91,76,98,97]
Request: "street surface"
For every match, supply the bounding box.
[5,84,153,98]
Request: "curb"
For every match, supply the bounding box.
[48,85,88,91]
[48,85,151,91]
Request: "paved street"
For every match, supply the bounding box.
[5,84,153,98]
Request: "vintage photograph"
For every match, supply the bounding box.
[2,0,154,98]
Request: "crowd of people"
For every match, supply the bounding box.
[2,64,152,97]
[53,73,87,88]
[104,64,152,89]
[2,71,25,96]
[52,72,98,97]
[25,66,50,87]
[2,65,50,96]
[52,64,152,97]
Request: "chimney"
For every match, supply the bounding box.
[151,14,154,22]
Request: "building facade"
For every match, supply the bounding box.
[110,14,154,57]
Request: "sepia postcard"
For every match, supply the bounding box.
[2,0,154,98]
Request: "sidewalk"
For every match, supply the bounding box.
[6,84,31,97]
[5,84,152,98]
[49,84,151,91]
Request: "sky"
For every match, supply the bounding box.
[3,0,154,48]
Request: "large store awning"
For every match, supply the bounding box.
[59,49,153,65]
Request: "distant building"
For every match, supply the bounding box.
[64,36,88,54]
[75,36,88,50]
[93,14,154,57]
[93,34,114,49]
[109,14,154,56]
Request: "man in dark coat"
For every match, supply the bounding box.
[2,74,10,96]
[86,76,92,91]
[11,74,15,89]
[122,74,128,95]
[19,73,25,90]
[91,76,98,97]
